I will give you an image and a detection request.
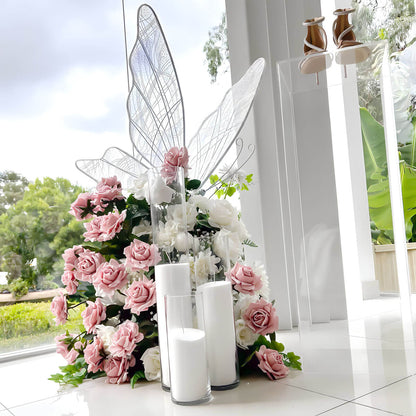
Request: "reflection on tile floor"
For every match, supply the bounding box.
[1,297,416,415]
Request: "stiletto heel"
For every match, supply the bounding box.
[332,8,370,75]
[299,17,331,85]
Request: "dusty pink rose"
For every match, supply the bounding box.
[104,355,136,384]
[75,249,105,282]
[109,320,144,357]
[123,240,161,272]
[161,146,189,183]
[83,210,126,242]
[81,299,106,333]
[69,192,95,221]
[84,337,105,373]
[124,278,156,315]
[51,294,68,325]
[61,270,78,295]
[242,298,279,336]
[55,334,83,364]
[94,176,124,209]
[93,259,128,295]
[226,263,262,295]
[255,345,289,380]
[62,245,84,271]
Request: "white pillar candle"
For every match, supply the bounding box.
[169,328,210,403]
[155,263,191,389]
[197,280,238,387]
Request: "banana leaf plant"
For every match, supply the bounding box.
[360,107,416,243]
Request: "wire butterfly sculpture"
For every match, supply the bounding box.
[76,4,265,194]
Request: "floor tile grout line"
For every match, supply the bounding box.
[314,400,403,416]
[5,390,74,411]
[281,382,351,403]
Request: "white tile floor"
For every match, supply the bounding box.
[1,297,416,415]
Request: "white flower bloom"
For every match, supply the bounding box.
[157,220,179,249]
[149,175,175,205]
[96,324,117,354]
[132,220,152,238]
[233,293,258,319]
[235,318,258,349]
[174,232,194,252]
[95,287,126,306]
[191,250,221,285]
[167,202,197,231]
[212,229,242,263]
[140,346,161,381]
[252,261,270,300]
[228,219,250,243]
[189,195,211,212]
[219,165,247,186]
[208,199,239,229]
[129,173,149,201]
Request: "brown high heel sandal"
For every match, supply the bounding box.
[333,8,370,74]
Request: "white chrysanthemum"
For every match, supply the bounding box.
[141,346,161,381]
[213,229,242,263]
[235,318,258,349]
[233,293,258,319]
[167,202,197,231]
[208,199,239,229]
[129,173,149,201]
[191,250,221,285]
[132,220,152,238]
[157,220,179,249]
[252,261,270,300]
[96,324,117,354]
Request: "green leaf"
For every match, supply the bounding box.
[105,304,122,319]
[246,174,253,183]
[186,179,201,190]
[243,239,258,247]
[270,340,285,353]
[226,187,236,197]
[131,370,146,388]
[210,175,219,185]
[282,351,302,371]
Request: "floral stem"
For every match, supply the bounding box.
[68,300,87,310]
[270,332,276,342]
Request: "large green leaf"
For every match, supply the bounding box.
[398,117,416,167]
[360,107,388,186]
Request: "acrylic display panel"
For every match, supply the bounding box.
[277,41,411,326]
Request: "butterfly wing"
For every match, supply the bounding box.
[127,4,185,168]
[187,58,265,186]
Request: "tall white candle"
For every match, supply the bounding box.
[155,263,191,389]
[169,328,210,403]
[197,280,237,387]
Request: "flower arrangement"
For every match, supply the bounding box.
[49,147,301,387]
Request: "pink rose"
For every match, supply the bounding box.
[109,320,144,358]
[104,355,136,384]
[123,240,161,272]
[242,298,279,336]
[83,210,126,242]
[61,270,78,295]
[62,245,84,271]
[255,345,289,380]
[81,299,106,333]
[124,277,156,315]
[94,176,124,210]
[55,334,83,364]
[51,294,68,325]
[75,249,105,282]
[93,259,128,295]
[226,263,262,295]
[69,192,95,221]
[84,337,105,373]
[161,147,189,183]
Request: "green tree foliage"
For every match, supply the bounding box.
[203,12,229,82]
[0,171,29,215]
[0,177,85,290]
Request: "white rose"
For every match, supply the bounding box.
[149,175,175,205]
[212,229,242,262]
[235,319,258,349]
[208,199,238,229]
[129,173,149,201]
[95,286,126,306]
[140,346,161,381]
[167,202,197,231]
[229,219,250,242]
[252,261,270,300]
[96,324,117,354]
[189,195,211,212]
[174,232,194,252]
[132,220,152,238]
[233,293,258,319]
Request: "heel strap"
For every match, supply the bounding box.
[333,8,355,16]
[303,16,325,27]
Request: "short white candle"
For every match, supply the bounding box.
[155,263,191,389]
[169,328,210,403]
[197,280,237,387]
